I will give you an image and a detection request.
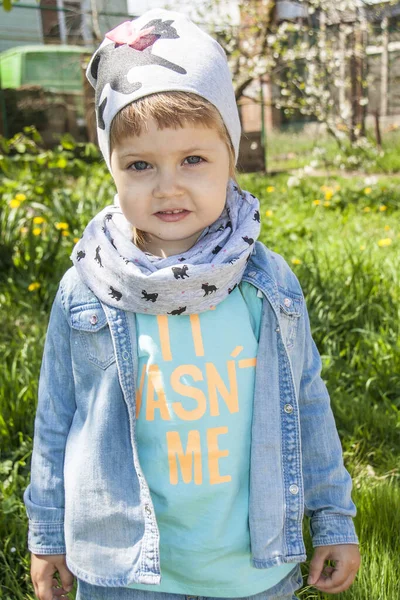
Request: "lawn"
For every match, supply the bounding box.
[0,131,399,599]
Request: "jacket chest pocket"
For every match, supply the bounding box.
[278,291,302,351]
[70,304,116,370]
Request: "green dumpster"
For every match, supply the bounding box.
[0,44,93,92]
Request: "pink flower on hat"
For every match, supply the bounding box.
[105,21,156,50]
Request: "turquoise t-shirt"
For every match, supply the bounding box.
[127,284,294,597]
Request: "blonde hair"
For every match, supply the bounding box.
[109,91,239,249]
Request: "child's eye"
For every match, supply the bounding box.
[129,161,150,171]
[184,156,204,165]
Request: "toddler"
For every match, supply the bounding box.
[24,9,360,600]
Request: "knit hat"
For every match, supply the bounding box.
[86,8,241,172]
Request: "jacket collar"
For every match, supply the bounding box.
[243,242,280,314]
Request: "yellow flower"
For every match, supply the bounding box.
[324,190,333,201]
[266,186,275,193]
[378,238,392,247]
[33,216,46,225]
[33,228,42,236]
[334,184,340,191]
[55,222,69,230]
[265,210,273,217]
[320,185,328,191]
[363,207,371,213]
[73,237,80,244]
[15,193,27,202]
[324,201,331,207]
[20,227,29,234]
[379,205,387,211]
[9,199,21,209]
[364,187,372,195]
[384,225,391,231]
[62,230,69,237]
[57,157,68,169]
[313,199,321,206]
[291,258,302,265]
[360,245,366,251]
[28,282,41,292]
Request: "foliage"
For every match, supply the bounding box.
[196,1,387,152]
[0,136,399,598]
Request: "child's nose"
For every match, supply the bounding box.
[153,169,184,199]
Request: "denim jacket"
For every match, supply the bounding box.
[23,241,358,587]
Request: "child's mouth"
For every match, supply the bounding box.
[155,210,190,222]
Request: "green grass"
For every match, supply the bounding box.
[0,134,399,598]
[266,126,400,174]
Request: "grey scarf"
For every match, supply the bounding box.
[71,180,260,315]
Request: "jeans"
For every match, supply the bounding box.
[76,564,303,600]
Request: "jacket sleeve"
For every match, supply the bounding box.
[298,296,359,547]
[23,284,76,554]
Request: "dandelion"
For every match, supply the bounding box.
[364,187,372,195]
[57,157,68,169]
[62,230,69,237]
[324,190,333,201]
[28,282,41,292]
[384,225,391,231]
[363,207,371,213]
[73,237,80,244]
[324,201,331,207]
[15,193,27,202]
[379,205,387,212]
[266,186,275,193]
[33,228,42,236]
[313,200,321,206]
[378,238,392,247]
[291,258,302,265]
[334,184,341,191]
[33,216,46,225]
[55,222,69,230]
[265,210,273,217]
[20,227,29,234]
[9,199,21,209]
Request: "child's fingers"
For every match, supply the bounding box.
[313,563,358,594]
[56,563,74,595]
[52,578,71,598]
[35,575,56,600]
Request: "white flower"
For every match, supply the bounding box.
[304,165,315,174]
[287,176,300,188]
[10,547,16,553]
[364,176,378,186]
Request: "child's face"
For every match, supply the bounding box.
[110,117,231,257]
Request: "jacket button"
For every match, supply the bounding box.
[275,326,280,333]
[90,315,98,325]
[144,504,151,515]
[284,298,292,307]
[289,484,299,495]
[122,351,129,361]
[284,404,294,414]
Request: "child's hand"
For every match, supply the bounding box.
[307,544,360,594]
[30,553,75,600]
